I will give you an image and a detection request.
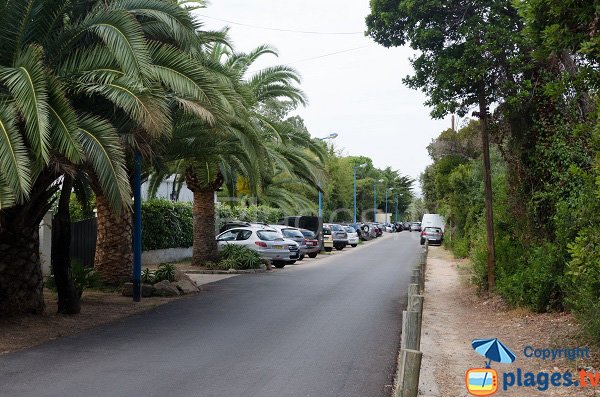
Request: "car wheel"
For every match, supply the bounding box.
[351,244,357,248]
[325,247,332,252]
[288,260,296,265]
[308,253,318,258]
[420,238,425,245]
[273,262,285,269]
[298,255,304,261]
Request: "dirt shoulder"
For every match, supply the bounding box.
[419,246,599,397]
[0,290,174,355]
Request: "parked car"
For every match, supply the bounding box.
[403,221,412,231]
[384,223,394,233]
[371,223,383,237]
[394,222,403,232]
[410,222,422,232]
[325,223,348,250]
[299,229,320,258]
[420,226,443,245]
[215,227,299,268]
[322,224,334,252]
[270,225,309,260]
[278,216,323,250]
[344,226,359,247]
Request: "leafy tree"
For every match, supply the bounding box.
[367,0,528,290]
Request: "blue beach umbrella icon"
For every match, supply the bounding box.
[471,338,516,390]
[472,338,517,367]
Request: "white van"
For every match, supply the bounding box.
[421,214,446,232]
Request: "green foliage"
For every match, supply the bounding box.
[141,268,154,284]
[142,200,193,251]
[45,261,102,296]
[154,263,177,283]
[219,244,263,270]
[216,203,283,228]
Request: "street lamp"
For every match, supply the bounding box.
[386,187,394,225]
[395,192,399,223]
[353,163,367,224]
[374,179,384,222]
[317,133,338,217]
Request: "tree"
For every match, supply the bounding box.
[367,0,527,290]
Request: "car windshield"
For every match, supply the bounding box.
[300,230,316,238]
[345,226,356,233]
[282,229,304,238]
[257,230,284,241]
[330,224,344,232]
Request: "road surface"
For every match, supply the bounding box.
[0,232,421,397]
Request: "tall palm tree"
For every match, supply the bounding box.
[0,0,220,314]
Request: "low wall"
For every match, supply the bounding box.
[142,247,192,266]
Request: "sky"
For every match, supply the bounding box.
[193,0,452,191]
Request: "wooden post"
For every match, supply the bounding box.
[401,310,421,351]
[408,283,419,298]
[398,349,423,397]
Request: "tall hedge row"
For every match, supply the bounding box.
[141,200,284,251]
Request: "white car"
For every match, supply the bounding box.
[216,227,299,268]
[344,226,359,247]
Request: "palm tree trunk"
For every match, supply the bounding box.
[94,194,132,285]
[0,226,45,316]
[0,172,58,316]
[192,189,219,264]
[51,175,81,314]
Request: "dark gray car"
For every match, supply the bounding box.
[420,227,443,245]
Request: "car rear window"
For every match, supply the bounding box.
[345,226,356,233]
[330,224,344,232]
[323,227,332,235]
[282,229,304,238]
[300,230,315,238]
[425,227,442,233]
[257,230,284,241]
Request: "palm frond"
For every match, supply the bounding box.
[77,114,131,211]
[0,101,31,201]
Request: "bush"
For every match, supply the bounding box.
[142,200,193,251]
[219,244,263,270]
[45,261,102,296]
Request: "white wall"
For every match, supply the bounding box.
[142,175,194,202]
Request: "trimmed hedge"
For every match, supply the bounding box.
[142,200,193,251]
[142,200,284,251]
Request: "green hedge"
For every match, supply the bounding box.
[142,200,193,251]
[142,200,284,251]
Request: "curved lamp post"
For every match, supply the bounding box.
[317,133,338,217]
[374,179,384,222]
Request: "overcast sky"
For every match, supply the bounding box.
[194,0,452,190]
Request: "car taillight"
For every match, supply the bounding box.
[421,231,426,236]
[255,241,267,247]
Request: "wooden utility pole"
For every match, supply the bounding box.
[478,88,496,290]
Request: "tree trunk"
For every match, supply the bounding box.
[479,91,496,291]
[94,194,132,285]
[0,172,58,316]
[51,175,81,314]
[0,226,45,316]
[192,189,219,265]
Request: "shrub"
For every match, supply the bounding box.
[142,200,193,251]
[45,261,102,296]
[153,263,177,282]
[219,245,263,270]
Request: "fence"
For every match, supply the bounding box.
[397,240,428,397]
[52,217,97,268]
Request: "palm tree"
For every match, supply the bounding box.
[0,0,219,314]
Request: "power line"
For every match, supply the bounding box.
[286,45,372,65]
[198,15,364,35]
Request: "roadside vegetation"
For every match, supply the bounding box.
[368,1,599,339]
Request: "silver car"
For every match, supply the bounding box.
[420,227,443,245]
[269,225,309,260]
[216,227,299,268]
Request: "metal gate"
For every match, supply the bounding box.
[52,217,97,268]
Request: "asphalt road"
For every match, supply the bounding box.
[0,231,421,397]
